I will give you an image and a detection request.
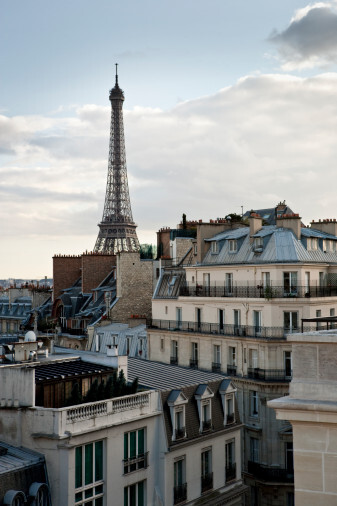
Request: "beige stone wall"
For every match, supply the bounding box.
[110,252,154,323]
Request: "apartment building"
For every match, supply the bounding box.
[0,340,246,505]
[149,209,337,505]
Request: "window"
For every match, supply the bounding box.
[310,238,318,250]
[229,240,237,253]
[226,273,233,295]
[160,338,164,351]
[285,442,294,473]
[225,440,236,482]
[262,272,270,287]
[249,349,258,369]
[211,241,218,254]
[226,395,235,424]
[171,340,178,364]
[202,401,211,431]
[250,437,260,463]
[175,408,185,438]
[319,271,325,287]
[212,345,221,372]
[75,441,104,506]
[228,346,236,366]
[194,244,197,255]
[284,351,292,379]
[29,483,51,506]
[203,273,210,287]
[174,458,187,505]
[201,449,213,493]
[124,481,145,506]
[254,237,263,250]
[316,309,322,330]
[330,308,335,317]
[165,306,168,315]
[305,272,310,294]
[190,342,198,368]
[283,272,297,295]
[233,309,240,334]
[196,308,202,330]
[168,390,188,441]
[284,312,298,333]
[250,391,258,417]
[176,307,182,329]
[218,309,224,331]
[123,429,147,474]
[253,311,261,336]
[126,337,131,355]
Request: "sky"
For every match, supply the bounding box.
[2,1,337,278]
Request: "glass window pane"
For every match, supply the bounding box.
[95,441,103,481]
[138,429,144,455]
[130,431,136,458]
[138,481,144,506]
[124,487,128,506]
[130,484,136,506]
[75,447,82,489]
[124,432,128,459]
[85,443,93,485]
[95,498,103,506]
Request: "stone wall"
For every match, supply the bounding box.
[81,253,116,294]
[111,253,154,323]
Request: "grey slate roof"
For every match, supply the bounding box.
[202,226,337,265]
[127,357,226,390]
[0,442,45,474]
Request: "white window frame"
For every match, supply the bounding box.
[228,240,237,253]
[250,390,259,417]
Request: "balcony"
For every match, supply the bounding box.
[247,368,292,381]
[227,365,237,376]
[180,284,337,299]
[123,452,149,474]
[226,413,235,425]
[174,483,187,504]
[175,427,186,440]
[212,362,221,373]
[247,461,294,483]
[170,356,178,365]
[225,463,236,483]
[151,319,309,340]
[202,419,212,432]
[201,472,213,493]
[190,358,198,369]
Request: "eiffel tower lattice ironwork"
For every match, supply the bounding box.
[94,65,140,254]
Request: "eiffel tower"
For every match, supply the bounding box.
[94,65,140,254]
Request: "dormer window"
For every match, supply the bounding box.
[195,385,214,433]
[167,390,188,441]
[309,238,318,250]
[211,241,218,254]
[253,237,263,252]
[229,240,237,253]
[219,379,237,426]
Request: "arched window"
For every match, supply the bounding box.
[29,483,51,506]
[3,490,26,506]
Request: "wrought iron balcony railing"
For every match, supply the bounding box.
[201,472,213,493]
[226,413,235,425]
[190,358,198,368]
[212,362,221,373]
[150,318,318,340]
[175,427,186,440]
[247,461,294,483]
[225,463,236,483]
[227,365,237,376]
[202,419,212,432]
[247,368,292,381]
[170,356,178,365]
[180,284,337,299]
[173,483,187,504]
[123,452,149,474]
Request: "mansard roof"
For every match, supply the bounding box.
[203,225,337,265]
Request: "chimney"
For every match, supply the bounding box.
[276,213,301,239]
[249,213,263,243]
[310,219,337,237]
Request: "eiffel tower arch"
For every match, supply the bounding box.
[94,65,140,254]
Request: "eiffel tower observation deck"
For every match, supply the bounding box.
[94,65,140,254]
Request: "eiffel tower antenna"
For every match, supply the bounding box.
[94,66,140,254]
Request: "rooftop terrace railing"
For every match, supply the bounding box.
[150,319,317,340]
[180,284,337,299]
[247,461,294,483]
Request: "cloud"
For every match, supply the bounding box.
[2,72,337,276]
[269,2,337,70]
